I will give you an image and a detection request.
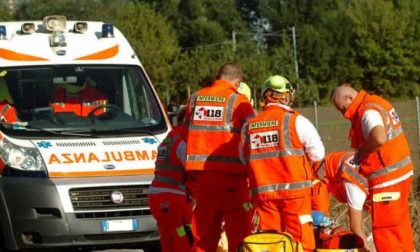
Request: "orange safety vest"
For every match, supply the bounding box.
[185,79,254,174]
[51,87,107,117]
[242,104,312,200]
[344,90,413,186]
[314,151,368,204]
[152,125,187,191]
[0,101,17,123]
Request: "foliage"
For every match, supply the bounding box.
[6,0,420,105]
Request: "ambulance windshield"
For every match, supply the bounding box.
[0,65,167,135]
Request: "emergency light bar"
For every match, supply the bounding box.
[102,24,114,38]
[0,25,6,40]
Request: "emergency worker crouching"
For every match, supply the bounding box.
[51,76,107,117]
[148,105,194,252]
[311,151,372,250]
[240,75,325,252]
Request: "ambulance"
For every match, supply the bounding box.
[0,16,170,251]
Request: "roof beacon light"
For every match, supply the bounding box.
[43,15,66,32]
[21,23,35,34]
[102,24,114,38]
[0,25,6,40]
[74,22,87,33]
[50,31,66,47]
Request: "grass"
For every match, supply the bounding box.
[329,189,420,251]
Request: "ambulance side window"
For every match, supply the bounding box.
[123,67,161,126]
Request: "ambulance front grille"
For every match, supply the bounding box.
[56,142,96,147]
[102,140,141,145]
[69,185,149,211]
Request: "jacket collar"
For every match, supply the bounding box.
[264,103,294,112]
[344,90,367,120]
[212,79,236,91]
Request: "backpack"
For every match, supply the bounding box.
[238,230,303,252]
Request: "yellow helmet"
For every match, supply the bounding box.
[260,75,295,101]
[238,82,254,106]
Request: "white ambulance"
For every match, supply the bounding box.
[0,16,170,251]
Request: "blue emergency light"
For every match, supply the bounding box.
[102,23,114,38]
[0,25,6,39]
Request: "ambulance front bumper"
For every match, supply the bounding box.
[0,175,159,251]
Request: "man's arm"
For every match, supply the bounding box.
[295,115,325,162]
[355,109,387,161]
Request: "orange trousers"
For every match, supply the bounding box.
[311,181,330,216]
[148,191,194,252]
[370,177,414,252]
[254,193,315,252]
[189,171,253,252]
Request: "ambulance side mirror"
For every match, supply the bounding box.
[167,103,180,127]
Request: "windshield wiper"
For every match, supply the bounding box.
[0,121,97,137]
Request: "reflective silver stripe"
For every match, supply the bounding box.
[155,163,184,172]
[240,122,250,164]
[283,113,292,148]
[250,149,305,161]
[368,156,412,180]
[365,103,402,141]
[149,186,185,196]
[1,104,10,116]
[242,114,255,125]
[341,166,367,189]
[251,180,312,196]
[154,175,184,189]
[189,124,241,133]
[187,154,241,163]
[337,152,367,188]
[226,93,238,125]
[185,93,198,125]
[317,160,325,180]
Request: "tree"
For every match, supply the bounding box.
[114,3,179,96]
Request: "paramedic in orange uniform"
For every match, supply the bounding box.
[148,106,194,252]
[51,76,107,117]
[311,150,371,250]
[331,84,415,252]
[185,63,255,252]
[0,78,18,123]
[240,75,325,252]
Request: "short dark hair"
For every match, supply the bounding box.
[216,63,243,82]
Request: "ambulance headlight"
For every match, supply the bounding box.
[0,138,46,171]
[43,15,66,32]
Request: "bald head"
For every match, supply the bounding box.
[217,63,243,88]
[331,85,358,114]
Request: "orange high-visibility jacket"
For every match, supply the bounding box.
[314,151,368,204]
[185,79,254,174]
[152,125,187,191]
[51,86,107,117]
[241,104,312,200]
[344,90,413,186]
[0,101,18,123]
